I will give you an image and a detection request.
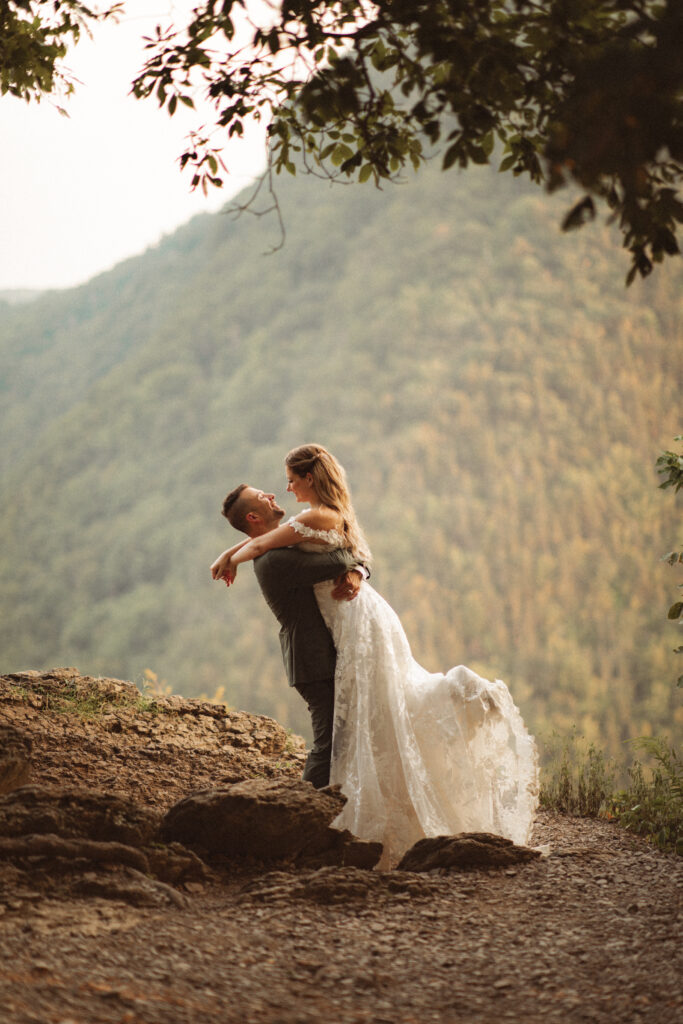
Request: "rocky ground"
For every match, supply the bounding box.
[0,669,681,1024]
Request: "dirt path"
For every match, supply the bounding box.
[1,671,681,1024]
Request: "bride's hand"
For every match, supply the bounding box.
[211,549,233,580]
[222,561,237,587]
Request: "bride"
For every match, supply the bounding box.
[221,443,539,865]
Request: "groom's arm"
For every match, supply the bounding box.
[255,547,365,590]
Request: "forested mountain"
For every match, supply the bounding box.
[1,163,680,758]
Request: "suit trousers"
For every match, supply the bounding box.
[294,677,335,789]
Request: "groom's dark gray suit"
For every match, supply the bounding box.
[253,545,361,788]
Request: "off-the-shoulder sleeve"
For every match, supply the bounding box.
[286,515,346,548]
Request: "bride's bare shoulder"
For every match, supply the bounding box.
[294,507,343,532]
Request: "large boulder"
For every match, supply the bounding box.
[0,784,159,845]
[397,832,542,872]
[0,785,206,896]
[161,778,382,868]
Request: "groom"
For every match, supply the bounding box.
[211,484,365,789]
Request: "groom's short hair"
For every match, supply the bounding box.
[222,483,252,532]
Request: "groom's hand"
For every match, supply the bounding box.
[331,569,362,602]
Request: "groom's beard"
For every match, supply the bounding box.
[267,507,286,528]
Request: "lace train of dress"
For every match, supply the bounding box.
[287,518,539,866]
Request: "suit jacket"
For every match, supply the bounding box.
[253,547,360,688]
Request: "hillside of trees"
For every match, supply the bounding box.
[1,163,680,758]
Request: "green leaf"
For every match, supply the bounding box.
[562,197,595,232]
[667,601,683,620]
[358,163,373,184]
[331,143,353,166]
[443,142,460,170]
[469,146,488,166]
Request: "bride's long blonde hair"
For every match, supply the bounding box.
[285,443,371,563]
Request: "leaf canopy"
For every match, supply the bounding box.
[130,0,683,282]
[0,1,121,105]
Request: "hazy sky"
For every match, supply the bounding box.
[1,2,266,292]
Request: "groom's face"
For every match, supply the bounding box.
[243,486,285,532]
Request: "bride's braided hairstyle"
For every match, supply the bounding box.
[285,443,371,563]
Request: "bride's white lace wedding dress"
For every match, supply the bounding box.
[288,518,539,867]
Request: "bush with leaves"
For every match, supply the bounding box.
[541,732,682,855]
[540,730,618,818]
[610,739,682,855]
[657,436,683,686]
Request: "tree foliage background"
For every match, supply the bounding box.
[0,161,680,760]
[2,2,681,282]
[0,1,120,106]
[132,0,683,282]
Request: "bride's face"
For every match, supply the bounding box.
[286,467,317,505]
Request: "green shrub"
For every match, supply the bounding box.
[540,730,617,817]
[540,731,682,855]
[610,739,682,856]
